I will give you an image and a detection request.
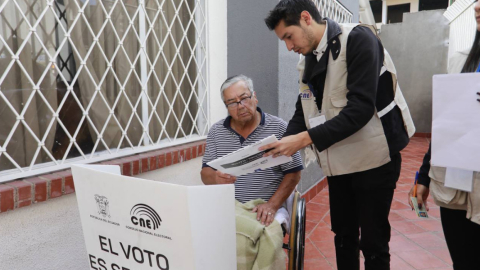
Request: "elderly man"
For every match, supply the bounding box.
[201,74,303,270]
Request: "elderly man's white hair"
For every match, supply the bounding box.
[220,75,254,102]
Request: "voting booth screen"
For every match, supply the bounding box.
[72,165,236,270]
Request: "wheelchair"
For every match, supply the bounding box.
[283,191,307,270]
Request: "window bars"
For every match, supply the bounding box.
[314,0,354,23]
[0,0,208,182]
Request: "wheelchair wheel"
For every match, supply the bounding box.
[288,192,306,270]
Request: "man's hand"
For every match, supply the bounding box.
[214,171,237,185]
[408,184,430,211]
[252,202,280,227]
[260,132,312,158]
[201,167,236,185]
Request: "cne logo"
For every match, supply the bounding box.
[130,204,162,230]
[300,90,313,100]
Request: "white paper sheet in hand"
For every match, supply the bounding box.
[207,135,292,176]
[431,73,480,172]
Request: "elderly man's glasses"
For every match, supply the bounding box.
[225,95,252,109]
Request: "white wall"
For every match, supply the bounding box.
[208,0,228,126]
[0,0,228,268]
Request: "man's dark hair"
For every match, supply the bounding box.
[264,0,322,30]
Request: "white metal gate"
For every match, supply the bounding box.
[314,0,353,23]
[0,0,208,182]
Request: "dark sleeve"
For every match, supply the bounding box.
[417,143,431,188]
[284,94,308,137]
[307,26,382,152]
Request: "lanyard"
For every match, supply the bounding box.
[477,62,480,73]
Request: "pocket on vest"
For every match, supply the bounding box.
[430,178,468,206]
[329,92,348,117]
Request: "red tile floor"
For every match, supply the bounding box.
[301,137,453,270]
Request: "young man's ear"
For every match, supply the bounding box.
[300,11,312,25]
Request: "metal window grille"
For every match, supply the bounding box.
[0,0,208,182]
[314,0,354,23]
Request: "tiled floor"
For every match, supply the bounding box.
[302,137,453,270]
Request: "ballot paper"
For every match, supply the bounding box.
[309,115,326,128]
[431,73,480,172]
[207,135,292,176]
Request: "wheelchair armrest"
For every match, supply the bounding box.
[287,192,306,270]
[281,191,297,234]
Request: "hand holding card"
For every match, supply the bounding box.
[411,171,429,218]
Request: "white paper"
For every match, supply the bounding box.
[207,135,292,176]
[309,115,326,128]
[304,115,325,167]
[431,73,480,172]
[445,167,474,192]
[72,165,236,270]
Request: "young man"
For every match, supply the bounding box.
[262,1,415,269]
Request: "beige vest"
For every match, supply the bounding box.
[429,49,480,225]
[298,24,415,176]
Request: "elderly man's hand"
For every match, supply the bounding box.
[252,202,279,227]
[214,171,237,184]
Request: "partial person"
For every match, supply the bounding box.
[262,1,415,269]
[408,1,480,269]
[201,74,303,270]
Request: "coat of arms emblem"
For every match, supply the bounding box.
[94,194,110,218]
